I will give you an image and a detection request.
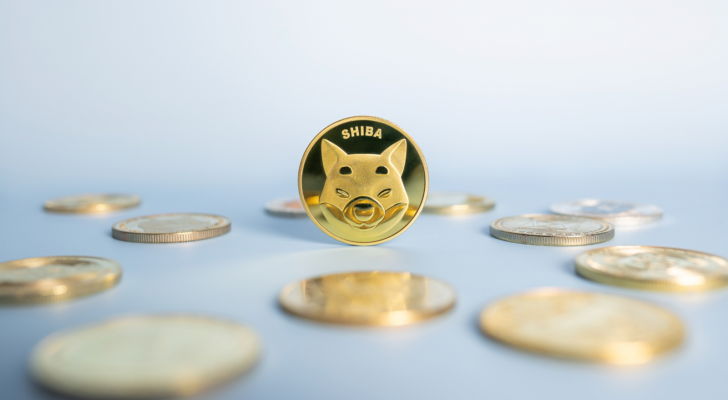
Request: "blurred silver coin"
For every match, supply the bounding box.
[423,192,495,215]
[551,199,662,226]
[265,198,307,218]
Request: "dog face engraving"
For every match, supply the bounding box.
[319,139,409,239]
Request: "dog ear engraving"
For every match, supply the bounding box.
[380,139,407,175]
[321,140,348,176]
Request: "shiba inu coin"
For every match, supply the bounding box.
[0,256,121,304]
[479,289,684,364]
[423,192,495,215]
[490,214,614,246]
[44,194,140,214]
[279,271,455,326]
[31,315,260,399]
[551,199,663,226]
[576,246,728,291]
[298,116,428,245]
[265,198,307,218]
[112,213,231,243]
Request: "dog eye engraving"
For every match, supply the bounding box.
[339,166,352,175]
[378,189,392,198]
[376,166,388,175]
[337,189,350,198]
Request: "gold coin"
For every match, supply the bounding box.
[44,194,140,214]
[490,214,614,246]
[576,245,728,291]
[31,315,260,399]
[0,256,121,304]
[480,289,684,364]
[551,199,663,226]
[298,116,428,245]
[279,271,455,326]
[265,198,307,218]
[112,213,231,243]
[423,192,495,215]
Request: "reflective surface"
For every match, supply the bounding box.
[44,194,140,214]
[279,271,455,326]
[490,214,614,246]
[112,213,231,243]
[551,200,663,226]
[480,289,684,364]
[423,192,496,215]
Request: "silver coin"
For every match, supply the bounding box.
[423,192,495,215]
[551,199,662,226]
[265,198,308,218]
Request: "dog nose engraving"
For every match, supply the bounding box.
[353,200,375,221]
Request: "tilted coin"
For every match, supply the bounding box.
[423,192,495,215]
[0,256,121,304]
[279,271,455,326]
[480,289,684,364]
[576,245,728,291]
[298,116,429,245]
[112,213,231,243]
[551,199,663,226]
[265,198,307,218]
[490,214,614,246]
[31,315,260,399]
[44,194,140,214]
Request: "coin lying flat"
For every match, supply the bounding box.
[576,246,728,292]
[112,213,231,243]
[423,192,495,215]
[44,194,140,214]
[0,256,121,304]
[279,271,455,326]
[31,315,260,399]
[490,214,614,246]
[551,199,663,226]
[298,116,429,246]
[480,289,684,364]
[265,198,307,218]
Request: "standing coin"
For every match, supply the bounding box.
[112,213,231,243]
[0,256,121,304]
[551,199,662,226]
[298,116,428,245]
[490,214,614,246]
[576,246,728,291]
[265,198,307,218]
[30,315,260,399]
[423,192,495,215]
[44,194,140,214]
[279,271,455,326]
[480,289,684,364]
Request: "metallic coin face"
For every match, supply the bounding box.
[423,192,495,215]
[279,271,455,326]
[298,116,428,245]
[0,256,121,304]
[551,199,663,226]
[576,246,728,291]
[31,315,260,399]
[44,194,140,214]
[112,213,231,243]
[480,289,684,364]
[490,214,614,246]
[265,198,307,218]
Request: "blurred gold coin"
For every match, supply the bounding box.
[0,256,121,304]
[112,213,231,243]
[480,289,684,364]
[265,198,307,218]
[279,271,455,326]
[490,214,614,246]
[423,192,495,215]
[44,194,140,214]
[31,315,260,399]
[576,246,728,291]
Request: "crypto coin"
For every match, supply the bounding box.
[298,116,429,245]
[480,289,684,364]
[0,256,121,304]
[112,213,231,243]
[576,245,728,292]
[279,271,455,326]
[490,214,614,246]
[423,192,495,215]
[551,199,663,226]
[265,198,307,218]
[44,194,140,214]
[31,315,260,399]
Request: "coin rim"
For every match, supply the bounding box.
[297,116,429,246]
[264,198,308,218]
[489,214,614,246]
[423,192,496,215]
[44,194,141,214]
[111,213,231,243]
[550,199,663,226]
